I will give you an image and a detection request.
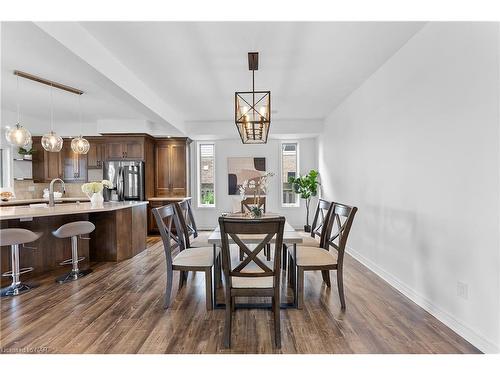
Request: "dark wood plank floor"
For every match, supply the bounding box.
[0,231,480,354]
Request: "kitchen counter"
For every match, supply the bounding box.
[147,196,191,201]
[1,201,148,287]
[0,197,90,207]
[0,201,148,220]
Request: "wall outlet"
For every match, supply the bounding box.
[457,281,468,300]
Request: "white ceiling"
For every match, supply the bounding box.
[0,22,151,128]
[1,21,425,137]
[81,22,425,122]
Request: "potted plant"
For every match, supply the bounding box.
[289,169,320,232]
[18,146,34,160]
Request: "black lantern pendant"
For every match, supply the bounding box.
[235,52,271,144]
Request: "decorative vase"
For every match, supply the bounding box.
[90,192,104,208]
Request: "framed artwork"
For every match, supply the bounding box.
[227,157,266,195]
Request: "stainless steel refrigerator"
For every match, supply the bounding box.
[103,160,145,201]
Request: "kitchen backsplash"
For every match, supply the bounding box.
[13,180,87,199]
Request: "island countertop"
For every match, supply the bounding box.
[0,197,90,207]
[0,201,149,220]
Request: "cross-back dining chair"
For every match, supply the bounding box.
[239,197,271,260]
[174,198,199,248]
[153,204,219,310]
[241,197,266,214]
[310,199,332,245]
[219,216,285,349]
[289,202,357,309]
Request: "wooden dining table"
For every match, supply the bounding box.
[207,213,303,308]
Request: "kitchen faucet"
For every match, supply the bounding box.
[49,178,65,207]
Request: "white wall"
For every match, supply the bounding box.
[190,138,318,230]
[318,23,500,353]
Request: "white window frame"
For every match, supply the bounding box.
[197,142,216,208]
[280,140,300,208]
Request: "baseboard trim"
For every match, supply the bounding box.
[346,246,499,354]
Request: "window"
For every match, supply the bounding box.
[198,143,215,207]
[281,142,299,207]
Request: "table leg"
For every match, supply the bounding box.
[213,244,218,306]
[293,244,298,308]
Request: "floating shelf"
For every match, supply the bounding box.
[13,158,32,162]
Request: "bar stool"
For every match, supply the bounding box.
[1,228,41,297]
[52,221,95,283]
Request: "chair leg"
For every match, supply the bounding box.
[239,246,244,261]
[282,244,287,270]
[337,268,346,309]
[205,267,213,310]
[164,269,173,309]
[321,270,331,287]
[288,253,295,286]
[266,244,271,261]
[178,270,185,290]
[297,267,304,310]
[231,296,236,311]
[224,292,232,348]
[273,292,281,348]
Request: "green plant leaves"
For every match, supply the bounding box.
[288,169,319,199]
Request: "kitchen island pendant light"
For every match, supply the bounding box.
[71,96,89,154]
[234,52,271,144]
[41,84,63,152]
[5,75,31,147]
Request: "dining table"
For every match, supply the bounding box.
[207,213,303,309]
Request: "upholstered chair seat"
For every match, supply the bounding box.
[292,246,338,267]
[173,246,219,267]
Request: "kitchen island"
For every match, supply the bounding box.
[0,201,148,286]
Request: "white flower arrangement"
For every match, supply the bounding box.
[82,180,112,197]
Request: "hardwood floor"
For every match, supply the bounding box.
[0,231,480,354]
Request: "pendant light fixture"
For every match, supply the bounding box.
[41,83,63,152]
[235,52,271,144]
[5,75,32,147]
[71,95,90,154]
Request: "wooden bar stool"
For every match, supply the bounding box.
[52,221,95,283]
[0,228,41,297]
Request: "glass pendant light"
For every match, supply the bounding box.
[71,95,89,154]
[41,84,63,152]
[5,75,32,147]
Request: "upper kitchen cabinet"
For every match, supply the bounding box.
[62,139,88,182]
[87,137,105,169]
[31,136,63,182]
[102,135,146,160]
[154,138,191,197]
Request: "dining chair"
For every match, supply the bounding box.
[310,199,332,244]
[174,198,200,248]
[240,197,271,260]
[219,216,285,349]
[241,197,266,214]
[153,204,219,310]
[289,202,357,310]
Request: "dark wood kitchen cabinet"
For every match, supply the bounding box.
[154,138,190,197]
[31,136,63,182]
[103,136,145,160]
[87,137,105,169]
[62,139,87,182]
